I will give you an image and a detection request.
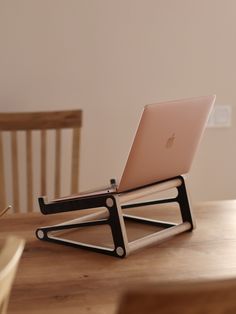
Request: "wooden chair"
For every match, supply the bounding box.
[0,110,82,212]
[0,237,25,314]
[117,279,236,314]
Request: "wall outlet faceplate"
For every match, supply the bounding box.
[207,105,232,128]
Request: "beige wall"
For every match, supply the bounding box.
[0,0,235,203]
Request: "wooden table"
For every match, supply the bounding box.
[1,200,236,314]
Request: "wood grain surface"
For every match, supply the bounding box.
[1,200,236,314]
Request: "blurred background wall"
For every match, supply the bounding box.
[0,0,235,204]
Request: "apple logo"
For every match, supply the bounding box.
[166,133,175,148]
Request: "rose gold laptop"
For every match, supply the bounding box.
[58,95,215,200]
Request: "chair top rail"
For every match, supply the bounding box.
[0,110,82,130]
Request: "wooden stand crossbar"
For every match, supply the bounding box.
[36,176,195,258]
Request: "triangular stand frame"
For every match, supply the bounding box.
[36,176,195,258]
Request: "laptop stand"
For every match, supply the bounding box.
[36,175,195,258]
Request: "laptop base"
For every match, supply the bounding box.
[36,176,195,258]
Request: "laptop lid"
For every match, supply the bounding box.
[117,95,216,193]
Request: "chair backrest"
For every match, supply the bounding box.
[0,110,82,212]
[117,279,236,314]
[0,237,25,314]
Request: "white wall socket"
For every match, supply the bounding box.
[207,105,232,128]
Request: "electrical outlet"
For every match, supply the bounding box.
[207,105,231,128]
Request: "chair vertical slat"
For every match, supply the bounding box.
[55,129,61,198]
[26,131,33,212]
[41,130,46,196]
[11,131,19,213]
[0,132,6,209]
[71,127,80,194]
